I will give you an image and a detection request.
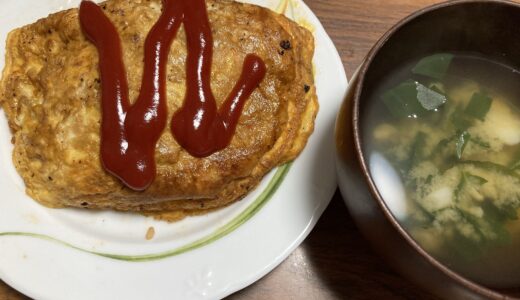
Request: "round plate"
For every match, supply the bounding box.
[0,1,348,299]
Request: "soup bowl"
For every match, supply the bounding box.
[335,0,520,299]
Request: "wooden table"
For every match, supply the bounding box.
[0,0,450,299]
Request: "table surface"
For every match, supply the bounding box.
[0,0,458,299]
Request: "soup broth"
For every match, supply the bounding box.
[364,53,520,288]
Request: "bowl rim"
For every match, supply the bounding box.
[352,0,520,298]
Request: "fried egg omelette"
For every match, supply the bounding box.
[0,0,317,221]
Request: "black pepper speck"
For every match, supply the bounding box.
[280,40,291,50]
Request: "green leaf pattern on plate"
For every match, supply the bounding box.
[0,164,292,262]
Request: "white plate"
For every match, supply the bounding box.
[0,1,347,299]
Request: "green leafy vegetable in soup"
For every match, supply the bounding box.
[365,53,520,287]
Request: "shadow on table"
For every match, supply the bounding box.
[302,193,440,300]
[0,280,29,300]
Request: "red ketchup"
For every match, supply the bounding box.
[79,0,266,191]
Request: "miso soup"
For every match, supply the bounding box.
[364,53,520,288]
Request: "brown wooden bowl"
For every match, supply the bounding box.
[335,0,520,299]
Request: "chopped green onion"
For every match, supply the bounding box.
[459,160,520,180]
[450,106,473,131]
[508,150,520,170]
[453,172,486,204]
[510,161,520,171]
[466,173,488,185]
[382,80,446,118]
[454,172,466,203]
[501,204,519,221]
[465,92,492,121]
[469,137,490,149]
[456,131,470,159]
[430,135,456,160]
[412,53,454,80]
[480,201,513,244]
[402,131,427,173]
[382,80,426,118]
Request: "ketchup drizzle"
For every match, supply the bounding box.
[79,0,266,190]
[171,0,267,157]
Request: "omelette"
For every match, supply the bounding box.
[0,0,317,221]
